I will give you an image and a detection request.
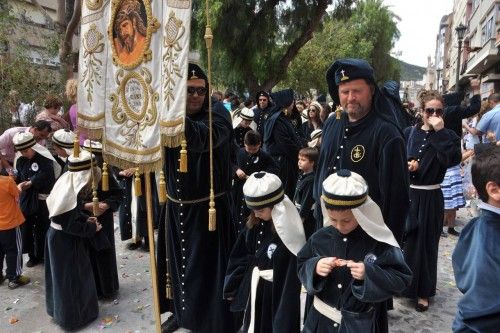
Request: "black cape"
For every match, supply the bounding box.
[314,110,409,243]
[263,110,303,197]
[156,102,240,332]
[293,171,316,239]
[403,126,461,299]
[298,226,412,333]
[234,126,252,148]
[224,220,301,333]
[45,202,99,330]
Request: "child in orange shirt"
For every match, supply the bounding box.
[0,175,30,289]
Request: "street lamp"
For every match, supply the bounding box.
[455,23,467,91]
[436,68,442,93]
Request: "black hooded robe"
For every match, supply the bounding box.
[298,226,412,333]
[224,220,301,333]
[314,111,409,244]
[45,203,99,330]
[293,171,316,239]
[402,126,461,299]
[156,102,240,332]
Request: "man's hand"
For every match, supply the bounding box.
[428,116,444,131]
[236,169,247,180]
[408,160,419,172]
[470,78,480,93]
[346,260,366,280]
[119,168,135,177]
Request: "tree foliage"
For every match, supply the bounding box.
[284,0,400,97]
[191,0,359,96]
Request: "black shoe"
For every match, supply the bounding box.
[440,230,448,238]
[161,315,179,333]
[26,258,41,267]
[416,302,429,312]
[448,227,460,236]
[8,275,31,289]
[140,240,150,252]
[0,273,5,285]
[127,241,141,250]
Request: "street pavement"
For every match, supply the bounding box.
[2,208,475,332]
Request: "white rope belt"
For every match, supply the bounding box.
[410,184,440,190]
[38,193,49,200]
[313,295,342,325]
[50,222,62,230]
[248,267,273,333]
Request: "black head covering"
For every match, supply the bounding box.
[326,58,375,105]
[188,63,209,109]
[255,90,270,102]
[269,88,294,109]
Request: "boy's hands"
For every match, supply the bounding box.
[315,257,366,280]
[346,260,365,280]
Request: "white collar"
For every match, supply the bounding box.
[477,201,500,215]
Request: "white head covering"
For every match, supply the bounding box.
[46,150,95,218]
[13,132,62,179]
[52,129,75,157]
[308,129,322,148]
[82,139,102,153]
[321,169,399,248]
[232,107,257,130]
[243,172,306,255]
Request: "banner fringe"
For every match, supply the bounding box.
[103,153,163,174]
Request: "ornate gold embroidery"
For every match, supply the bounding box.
[167,0,191,9]
[110,68,159,149]
[85,0,104,11]
[82,24,105,105]
[162,11,185,108]
[351,145,365,163]
[109,0,160,70]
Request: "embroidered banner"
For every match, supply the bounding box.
[78,0,192,171]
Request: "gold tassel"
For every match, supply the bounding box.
[166,273,173,299]
[134,168,142,197]
[159,171,167,204]
[335,106,343,120]
[73,133,80,157]
[208,190,216,231]
[179,140,188,173]
[101,162,109,192]
[92,189,99,217]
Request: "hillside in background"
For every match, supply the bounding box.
[398,59,426,81]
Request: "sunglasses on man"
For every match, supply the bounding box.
[187,86,207,96]
[424,108,444,116]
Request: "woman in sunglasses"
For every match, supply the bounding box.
[401,90,462,312]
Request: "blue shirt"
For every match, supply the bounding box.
[477,104,500,139]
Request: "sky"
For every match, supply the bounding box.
[383,0,454,67]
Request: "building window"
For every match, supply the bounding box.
[481,17,494,44]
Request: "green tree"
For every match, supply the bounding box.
[191,0,356,97]
[283,0,400,97]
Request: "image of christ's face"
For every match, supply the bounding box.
[118,18,136,53]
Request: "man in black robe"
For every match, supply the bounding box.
[253,91,274,135]
[156,63,240,333]
[315,58,409,244]
[263,89,305,198]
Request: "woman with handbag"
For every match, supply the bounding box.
[402,90,461,312]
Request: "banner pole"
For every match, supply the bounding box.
[145,172,161,333]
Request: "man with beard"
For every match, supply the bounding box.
[156,63,240,333]
[113,0,147,65]
[313,58,409,333]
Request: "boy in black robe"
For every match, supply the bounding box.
[45,150,101,330]
[294,147,318,239]
[298,170,412,333]
[232,130,278,233]
[233,107,255,148]
[13,132,61,267]
[224,172,306,333]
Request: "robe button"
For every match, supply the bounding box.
[176,179,180,182]
[257,241,261,244]
[418,150,422,153]
[337,284,342,289]
[180,204,183,207]
[345,128,349,132]
[343,238,347,242]
[260,231,263,235]
[333,167,337,170]
[417,159,421,162]
[180,213,183,216]
[424,138,427,141]
[334,323,338,327]
[421,144,425,147]
[343,136,347,139]
[180,222,183,226]
[177,189,180,192]
[182,256,185,260]
[340,145,343,149]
